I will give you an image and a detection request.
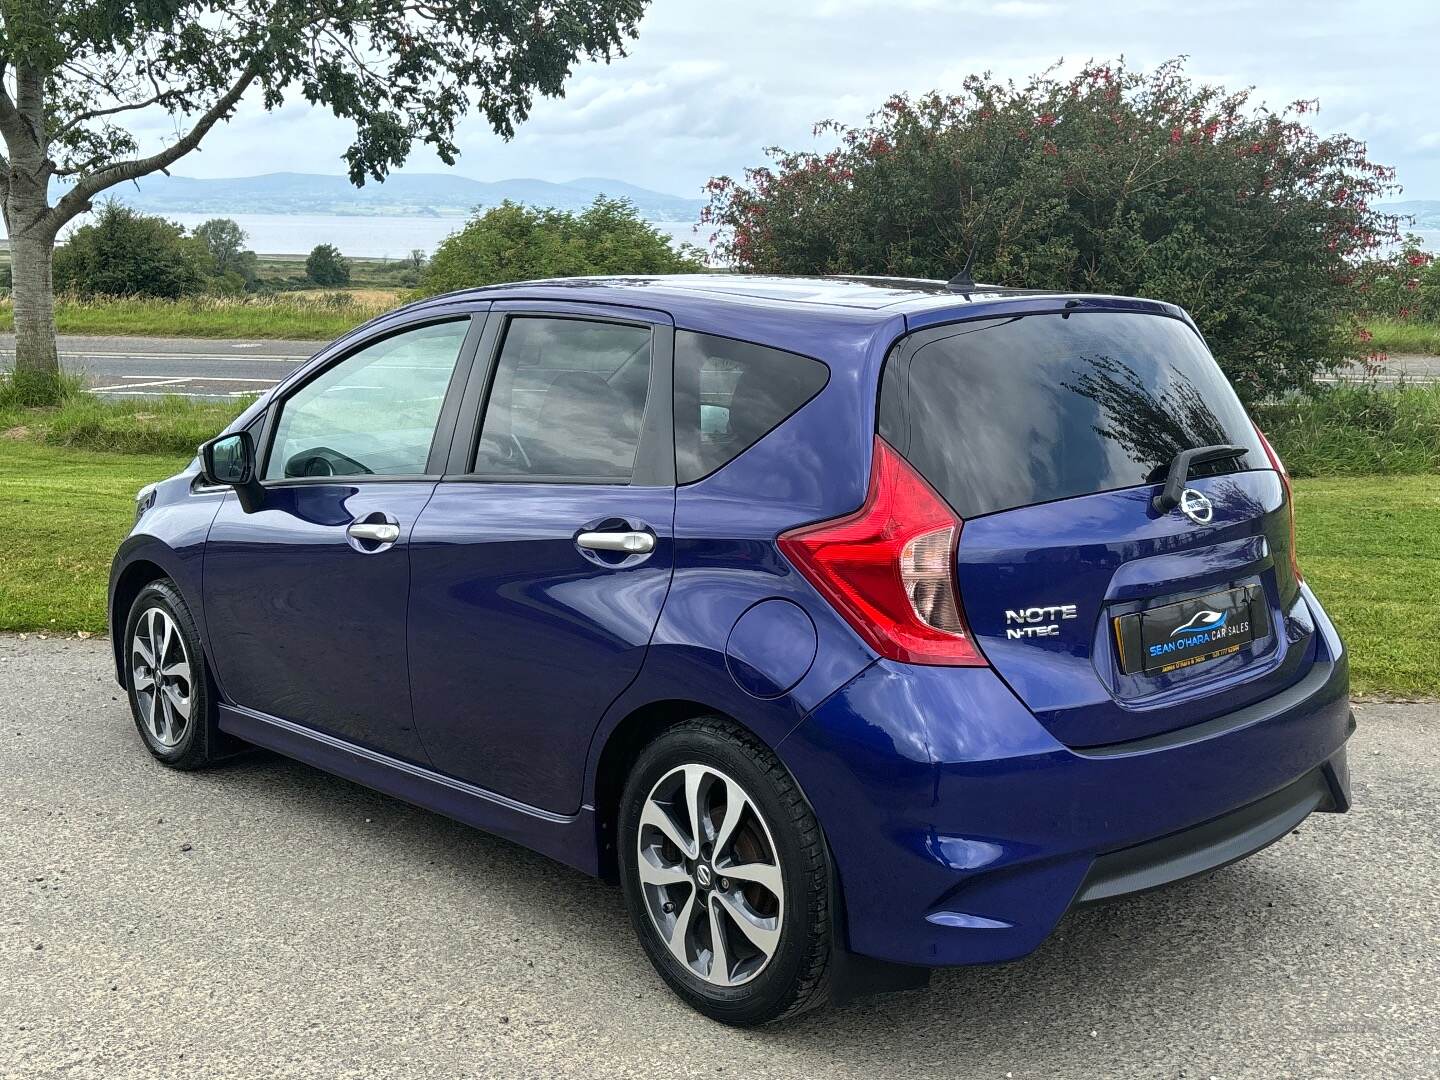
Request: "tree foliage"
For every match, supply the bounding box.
[704,58,1402,399]
[0,0,649,395]
[53,202,212,297]
[193,218,258,289]
[419,196,703,294]
[305,243,351,286]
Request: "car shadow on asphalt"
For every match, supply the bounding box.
[202,743,1344,1051]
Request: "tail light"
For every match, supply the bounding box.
[778,437,986,666]
[1253,423,1303,583]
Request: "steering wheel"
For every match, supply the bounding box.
[285,446,375,478]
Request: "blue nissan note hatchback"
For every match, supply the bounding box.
[110,275,1353,1024]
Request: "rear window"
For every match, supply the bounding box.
[879,312,1265,519]
[674,330,828,484]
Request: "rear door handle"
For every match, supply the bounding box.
[348,522,400,544]
[576,530,655,554]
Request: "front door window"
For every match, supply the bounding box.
[265,320,469,479]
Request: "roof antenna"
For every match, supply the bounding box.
[946,193,1001,295]
[946,238,982,294]
[947,141,1013,294]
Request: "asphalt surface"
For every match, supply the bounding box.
[2,335,1439,404]
[0,334,315,400]
[1,634,1436,1079]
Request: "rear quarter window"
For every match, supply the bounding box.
[674,330,829,484]
[879,311,1266,518]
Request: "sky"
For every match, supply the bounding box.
[129,0,1440,203]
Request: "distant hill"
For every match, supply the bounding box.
[92,172,706,222]
[1379,200,1440,230]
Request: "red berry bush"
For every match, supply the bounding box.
[704,58,1401,401]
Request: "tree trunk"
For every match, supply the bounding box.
[2,58,64,402]
[9,225,60,387]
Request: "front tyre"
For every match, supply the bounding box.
[618,718,833,1025]
[123,578,220,770]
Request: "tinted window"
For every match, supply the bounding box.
[265,320,468,479]
[879,312,1266,518]
[473,317,653,481]
[674,330,829,483]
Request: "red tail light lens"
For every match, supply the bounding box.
[1253,422,1303,583]
[778,437,986,666]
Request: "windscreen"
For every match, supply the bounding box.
[879,311,1267,519]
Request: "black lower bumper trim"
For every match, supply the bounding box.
[1073,759,1342,906]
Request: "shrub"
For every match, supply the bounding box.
[418,196,704,294]
[306,244,352,286]
[704,58,1401,402]
[54,202,213,298]
[1353,236,1440,324]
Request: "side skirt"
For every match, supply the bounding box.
[219,704,600,876]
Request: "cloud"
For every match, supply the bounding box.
[86,0,1440,201]
[814,0,1058,15]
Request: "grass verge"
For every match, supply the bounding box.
[0,291,399,340]
[1365,318,1440,355]
[1,443,1434,697]
[1255,383,1440,477]
[2,389,248,456]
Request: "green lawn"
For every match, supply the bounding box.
[1292,474,1439,698]
[1,442,1434,697]
[0,442,189,635]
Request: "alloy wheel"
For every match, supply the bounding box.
[636,763,785,987]
[130,606,194,749]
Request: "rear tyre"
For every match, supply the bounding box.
[123,579,221,770]
[618,717,833,1025]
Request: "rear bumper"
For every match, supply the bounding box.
[1074,744,1350,906]
[779,583,1352,968]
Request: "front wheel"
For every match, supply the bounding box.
[123,578,221,770]
[618,718,834,1025]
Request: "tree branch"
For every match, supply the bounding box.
[47,62,260,235]
[0,70,30,149]
[52,88,194,143]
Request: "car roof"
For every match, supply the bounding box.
[412,273,1059,315]
[394,274,1191,367]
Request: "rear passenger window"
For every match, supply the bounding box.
[472,317,653,482]
[674,331,828,483]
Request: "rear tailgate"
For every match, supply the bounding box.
[879,307,1315,747]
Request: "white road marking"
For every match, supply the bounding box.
[91,388,264,399]
[54,351,309,362]
[89,377,192,392]
[95,374,278,384]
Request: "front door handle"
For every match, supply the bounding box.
[576,530,655,554]
[348,521,400,545]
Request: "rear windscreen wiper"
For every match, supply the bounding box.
[1152,444,1248,513]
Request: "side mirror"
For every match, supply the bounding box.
[199,431,265,513]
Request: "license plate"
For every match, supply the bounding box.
[1114,586,1269,675]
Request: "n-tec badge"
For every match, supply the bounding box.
[1005,603,1078,640]
[1179,488,1214,525]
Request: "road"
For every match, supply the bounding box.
[0,334,316,400]
[3,335,1439,403]
[1,634,1437,1080]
